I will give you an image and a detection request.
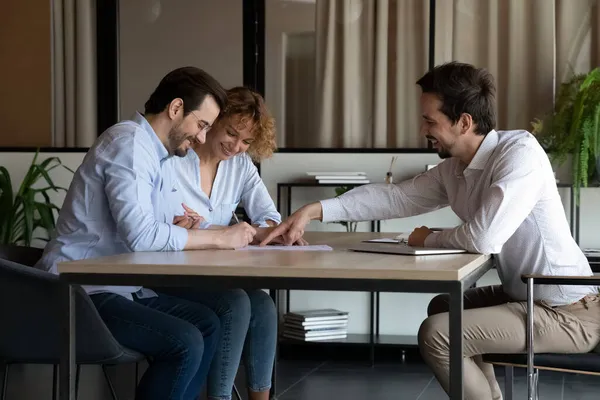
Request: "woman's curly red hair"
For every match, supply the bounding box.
[219,86,277,162]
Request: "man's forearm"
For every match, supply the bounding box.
[304,202,324,221]
[184,228,223,250]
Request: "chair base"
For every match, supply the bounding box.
[233,383,243,400]
[503,365,539,400]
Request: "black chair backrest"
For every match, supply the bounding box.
[0,244,44,267]
[0,257,127,364]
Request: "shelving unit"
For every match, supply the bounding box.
[274,182,400,365]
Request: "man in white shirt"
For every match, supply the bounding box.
[261,62,600,400]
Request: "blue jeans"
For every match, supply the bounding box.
[90,292,220,400]
[158,288,277,400]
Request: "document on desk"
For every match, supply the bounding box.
[237,245,333,251]
[363,233,408,244]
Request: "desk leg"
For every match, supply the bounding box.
[270,289,279,399]
[60,284,76,400]
[449,282,464,400]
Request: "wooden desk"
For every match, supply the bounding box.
[58,232,493,400]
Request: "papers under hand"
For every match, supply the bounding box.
[363,238,399,244]
[363,233,409,244]
[237,245,333,251]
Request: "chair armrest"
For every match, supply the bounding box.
[521,274,600,286]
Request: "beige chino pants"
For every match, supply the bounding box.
[418,285,600,400]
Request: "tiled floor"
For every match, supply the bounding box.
[235,359,600,399]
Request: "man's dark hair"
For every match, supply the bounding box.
[144,66,227,116]
[416,62,496,135]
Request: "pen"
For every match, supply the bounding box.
[232,211,240,224]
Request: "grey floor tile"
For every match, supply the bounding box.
[232,359,600,400]
[562,373,600,400]
[233,359,326,400]
[278,362,434,400]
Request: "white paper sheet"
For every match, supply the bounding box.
[363,233,410,244]
[237,245,333,251]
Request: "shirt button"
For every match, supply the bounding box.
[209,208,213,212]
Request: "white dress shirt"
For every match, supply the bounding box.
[166,151,281,227]
[321,130,597,306]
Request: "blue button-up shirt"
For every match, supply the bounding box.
[36,112,188,299]
[166,150,281,227]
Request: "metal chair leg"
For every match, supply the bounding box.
[533,369,540,400]
[504,365,514,400]
[52,364,58,400]
[102,365,119,400]
[75,365,81,398]
[134,362,139,397]
[233,383,243,400]
[1,363,8,400]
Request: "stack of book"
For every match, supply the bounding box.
[306,172,370,185]
[282,308,349,341]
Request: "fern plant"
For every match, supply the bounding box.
[532,68,600,204]
[0,149,73,246]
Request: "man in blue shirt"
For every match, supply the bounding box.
[36,66,257,400]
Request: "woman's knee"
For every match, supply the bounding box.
[427,294,450,316]
[217,289,252,325]
[247,290,276,322]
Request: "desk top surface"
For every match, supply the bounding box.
[58,232,491,281]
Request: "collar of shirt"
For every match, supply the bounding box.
[465,129,499,171]
[131,111,170,163]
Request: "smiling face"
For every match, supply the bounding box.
[419,92,464,159]
[167,96,220,157]
[205,114,256,161]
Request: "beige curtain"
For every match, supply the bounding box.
[52,0,97,147]
[435,0,599,131]
[314,0,429,148]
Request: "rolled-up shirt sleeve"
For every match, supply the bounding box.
[100,135,188,252]
[320,165,449,223]
[241,157,281,227]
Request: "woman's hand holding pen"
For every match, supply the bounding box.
[218,212,256,249]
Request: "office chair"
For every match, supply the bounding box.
[0,245,144,400]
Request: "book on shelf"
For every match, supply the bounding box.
[282,309,349,341]
[284,320,348,330]
[282,333,348,341]
[284,327,348,337]
[317,179,370,184]
[284,308,349,322]
[314,175,369,180]
[306,172,367,177]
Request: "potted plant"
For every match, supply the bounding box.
[0,149,73,246]
[532,67,600,204]
[332,185,358,232]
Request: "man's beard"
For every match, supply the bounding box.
[437,148,451,159]
[168,125,191,157]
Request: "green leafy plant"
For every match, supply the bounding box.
[532,67,600,203]
[333,185,358,232]
[0,149,73,246]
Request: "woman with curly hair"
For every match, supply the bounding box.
[159,86,301,400]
